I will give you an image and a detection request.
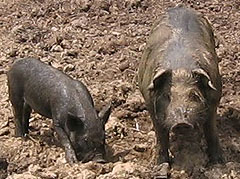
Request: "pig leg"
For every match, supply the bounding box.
[53,115,78,164]
[151,112,170,164]
[12,102,24,137]
[8,86,25,137]
[203,108,224,164]
[22,102,32,135]
[155,124,170,164]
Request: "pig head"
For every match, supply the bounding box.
[148,68,221,132]
[65,102,111,163]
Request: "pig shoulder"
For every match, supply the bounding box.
[73,80,94,107]
[138,15,172,101]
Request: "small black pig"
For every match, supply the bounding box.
[7,58,111,164]
[138,5,223,165]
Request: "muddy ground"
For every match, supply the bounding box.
[0,0,239,178]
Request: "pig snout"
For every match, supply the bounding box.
[171,122,194,134]
[92,153,106,163]
[80,151,106,163]
[168,106,195,134]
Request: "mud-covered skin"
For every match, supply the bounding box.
[138,6,223,165]
[7,58,111,164]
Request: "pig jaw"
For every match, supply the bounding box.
[81,151,106,163]
[69,128,106,163]
[75,143,106,163]
[170,122,194,134]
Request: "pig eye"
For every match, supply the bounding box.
[189,91,202,102]
[67,113,85,132]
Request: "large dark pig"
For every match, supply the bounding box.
[138,6,223,165]
[7,58,111,164]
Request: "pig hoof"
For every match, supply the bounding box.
[66,156,78,164]
[212,156,225,164]
[66,152,78,164]
[153,162,170,179]
[95,158,106,164]
[208,155,225,166]
[157,156,170,165]
[15,132,25,137]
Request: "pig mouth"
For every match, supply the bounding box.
[78,151,106,163]
[170,122,195,135]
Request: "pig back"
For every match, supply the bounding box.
[138,6,221,104]
[8,58,78,118]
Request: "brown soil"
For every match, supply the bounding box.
[0,0,239,178]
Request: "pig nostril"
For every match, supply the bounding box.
[171,123,194,134]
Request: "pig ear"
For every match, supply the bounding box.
[98,103,112,125]
[148,69,171,90]
[67,112,84,131]
[192,68,217,90]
